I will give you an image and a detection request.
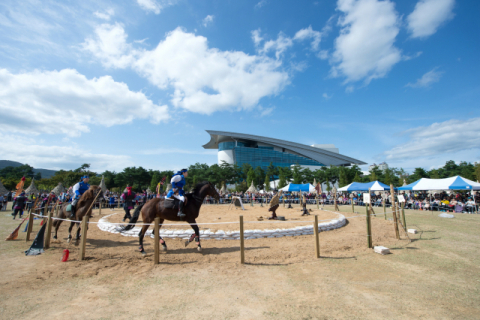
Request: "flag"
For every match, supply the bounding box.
[6,218,27,240]
[160,176,166,185]
[15,176,26,197]
[25,222,46,256]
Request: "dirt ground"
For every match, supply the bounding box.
[1,203,479,319]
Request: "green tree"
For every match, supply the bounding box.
[384,169,392,186]
[338,167,348,187]
[292,165,303,184]
[264,174,271,191]
[150,171,160,192]
[246,168,255,188]
[475,163,480,182]
[408,167,429,183]
[353,172,362,182]
[370,171,377,182]
[254,166,265,189]
[278,168,287,189]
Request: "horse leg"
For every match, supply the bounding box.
[138,224,149,255]
[75,223,81,246]
[67,221,75,243]
[185,221,201,252]
[158,219,167,252]
[53,219,63,239]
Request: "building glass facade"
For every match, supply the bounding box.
[219,142,324,171]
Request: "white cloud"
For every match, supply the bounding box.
[258,106,275,117]
[384,117,480,161]
[406,67,443,88]
[255,0,268,9]
[330,0,402,83]
[136,0,178,14]
[93,8,115,20]
[84,25,290,115]
[82,23,134,68]
[322,93,332,100]
[0,133,132,172]
[294,26,322,51]
[407,0,455,39]
[251,29,263,46]
[202,15,214,27]
[0,68,169,136]
[260,32,294,59]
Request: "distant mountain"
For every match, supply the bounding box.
[0,160,57,179]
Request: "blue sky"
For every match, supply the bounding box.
[0,0,478,173]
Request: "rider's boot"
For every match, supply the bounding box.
[177,201,186,220]
[69,199,77,220]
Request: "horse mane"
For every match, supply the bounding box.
[78,185,100,207]
[188,181,210,196]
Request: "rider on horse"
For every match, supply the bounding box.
[167,169,188,219]
[69,175,90,219]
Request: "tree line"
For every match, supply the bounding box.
[1,160,479,193]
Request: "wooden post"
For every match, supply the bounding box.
[390,184,400,239]
[44,209,54,249]
[366,197,372,248]
[240,215,245,264]
[154,217,160,265]
[79,215,89,261]
[314,215,320,258]
[401,202,407,231]
[316,194,319,210]
[99,200,102,215]
[351,195,355,213]
[26,213,34,241]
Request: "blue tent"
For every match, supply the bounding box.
[279,183,315,192]
[338,181,392,192]
[398,176,480,191]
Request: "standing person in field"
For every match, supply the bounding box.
[12,191,27,219]
[0,194,4,211]
[121,185,136,222]
[166,169,188,219]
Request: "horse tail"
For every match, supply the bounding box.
[122,204,144,231]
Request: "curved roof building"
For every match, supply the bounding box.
[203,130,366,171]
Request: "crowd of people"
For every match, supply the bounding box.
[2,187,478,219]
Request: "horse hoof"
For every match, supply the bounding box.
[184,240,190,247]
[161,245,167,252]
[67,238,71,243]
[53,235,57,240]
[140,251,146,255]
[197,246,202,252]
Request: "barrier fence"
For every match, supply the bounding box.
[25,201,400,265]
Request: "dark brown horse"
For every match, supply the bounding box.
[119,181,220,254]
[53,185,103,244]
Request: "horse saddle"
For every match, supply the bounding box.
[163,197,179,210]
[163,197,187,210]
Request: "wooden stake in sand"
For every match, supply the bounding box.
[314,215,320,258]
[390,184,400,240]
[366,188,372,248]
[366,201,373,248]
[26,213,34,242]
[154,217,160,265]
[240,215,245,264]
[44,201,59,249]
[401,202,407,231]
[79,215,89,261]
